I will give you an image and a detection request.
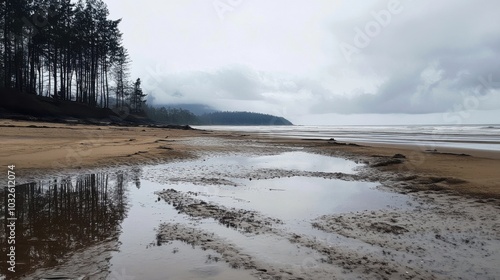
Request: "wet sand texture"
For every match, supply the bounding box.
[2,119,500,279]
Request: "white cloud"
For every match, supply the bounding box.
[105,0,500,124]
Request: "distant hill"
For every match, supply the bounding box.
[0,91,292,127]
[144,106,292,126]
[199,111,293,126]
[144,105,201,125]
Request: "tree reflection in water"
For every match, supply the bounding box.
[1,172,130,277]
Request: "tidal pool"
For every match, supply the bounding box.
[247,151,363,174]
[1,151,410,279]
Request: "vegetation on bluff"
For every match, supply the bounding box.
[144,106,293,126]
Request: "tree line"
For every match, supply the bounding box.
[0,0,146,112]
[200,111,293,125]
[144,105,202,125]
[144,106,293,126]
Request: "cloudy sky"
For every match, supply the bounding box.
[104,0,500,125]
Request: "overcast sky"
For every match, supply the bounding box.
[104,0,500,125]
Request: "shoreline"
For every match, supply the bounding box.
[2,119,500,279]
[193,124,500,154]
[1,119,500,199]
[346,140,500,160]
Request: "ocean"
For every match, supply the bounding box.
[193,124,500,151]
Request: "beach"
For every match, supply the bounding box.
[2,120,499,198]
[1,120,500,279]
[2,0,499,278]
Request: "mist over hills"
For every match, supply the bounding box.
[144,104,293,126]
[200,111,292,126]
[152,103,216,116]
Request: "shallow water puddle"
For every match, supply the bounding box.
[144,151,363,184]
[0,173,128,278]
[152,176,410,242]
[1,151,410,279]
[0,174,256,279]
[141,151,411,277]
[111,240,254,280]
[107,180,256,280]
[191,177,408,221]
[248,151,362,174]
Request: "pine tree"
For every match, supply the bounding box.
[112,46,130,108]
[131,78,146,113]
[0,0,144,112]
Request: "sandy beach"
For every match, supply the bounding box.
[1,119,499,198]
[2,0,500,278]
[1,119,500,279]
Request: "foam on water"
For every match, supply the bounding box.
[195,124,500,151]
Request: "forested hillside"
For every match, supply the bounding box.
[0,0,146,113]
[145,107,292,126]
[200,111,293,125]
[144,105,201,125]
[0,1,290,126]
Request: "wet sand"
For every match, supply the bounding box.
[150,150,499,279]
[1,119,500,279]
[2,119,499,198]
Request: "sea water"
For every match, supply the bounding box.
[194,124,500,151]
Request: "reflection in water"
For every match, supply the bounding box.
[249,151,362,174]
[0,151,410,279]
[0,172,130,278]
[131,167,142,189]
